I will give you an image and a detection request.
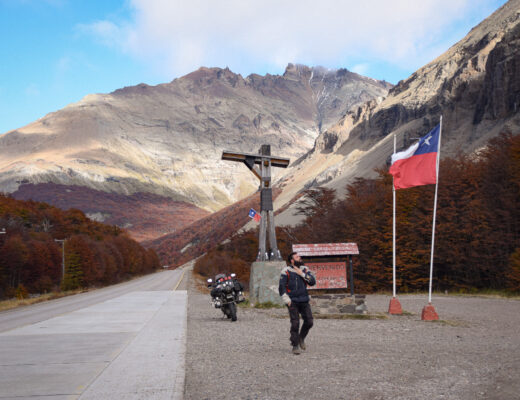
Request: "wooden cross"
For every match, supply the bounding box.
[222,144,290,261]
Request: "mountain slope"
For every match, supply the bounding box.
[0,65,390,215]
[274,0,520,224]
[11,183,209,242]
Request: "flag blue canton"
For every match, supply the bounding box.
[415,125,440,155]
[248,208,261,221]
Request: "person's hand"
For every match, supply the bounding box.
[292,266,305,278]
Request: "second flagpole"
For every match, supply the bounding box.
[393,134,396,298]
[389,134,402,314]
[422,116,442,320]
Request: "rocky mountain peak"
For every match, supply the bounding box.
[111,83,153,97]
[183,66,244,87]
[0,62,391,241]
[283,63,342,84]
[283,63,313,80]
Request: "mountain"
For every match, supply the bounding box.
[274,0,520,224]
[0,65,390,240]
[146,0,520,266]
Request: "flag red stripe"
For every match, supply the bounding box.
[389,152,437,189]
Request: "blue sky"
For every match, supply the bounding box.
[0,0,508,134]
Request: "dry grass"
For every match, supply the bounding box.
[314,313,388,320]
[253,301,284,309]
[388,310,415,316]
[441,291,520,300]
[0,289,87,312]
[372,290,520,300]
[191,271,213,293]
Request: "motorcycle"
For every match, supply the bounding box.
[207,273,245,322]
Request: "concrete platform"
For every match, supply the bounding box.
[0,290,187,400]
[249,261,286,305]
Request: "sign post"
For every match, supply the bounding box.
[349,255,354,296]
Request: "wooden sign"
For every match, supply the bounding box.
[293,243,359,257]
[305,262,347,289]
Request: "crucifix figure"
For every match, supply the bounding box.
[222,144,290,261]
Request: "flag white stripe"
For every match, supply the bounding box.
[391,142,419,165]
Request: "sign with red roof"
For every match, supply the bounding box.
[292,243,359,257]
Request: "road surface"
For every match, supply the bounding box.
[0,268,187,399]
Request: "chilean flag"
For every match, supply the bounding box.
[389,125,440,190]
[248,208,261,222]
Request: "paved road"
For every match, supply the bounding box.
[0,269,184,333]
[0,268,187,400]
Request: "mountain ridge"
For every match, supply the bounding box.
[0,63,390,240]
[273,0,520,225]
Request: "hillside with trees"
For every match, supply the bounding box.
[0,196,160,299]
[195,133,520,293]
[146,191,271,268]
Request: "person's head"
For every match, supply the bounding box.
[287,252,301,266]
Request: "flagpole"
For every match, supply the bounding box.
[392,134,396,298]
[389,135,402,314]
[428,116,442,304]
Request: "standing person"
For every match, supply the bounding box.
[279,251,316,355]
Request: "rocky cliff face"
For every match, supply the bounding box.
[275,0,520,224]
[0,65,389,220]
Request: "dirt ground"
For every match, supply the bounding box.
[179,269,520,400]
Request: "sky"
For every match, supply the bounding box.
[0,0,508,134]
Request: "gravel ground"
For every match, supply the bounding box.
[179,265,520,400]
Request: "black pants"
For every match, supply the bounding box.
[288,301,314,347]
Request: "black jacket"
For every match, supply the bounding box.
[279,265,316,304]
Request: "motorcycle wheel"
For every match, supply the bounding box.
[221,304,230,318]
[229,302,237,321]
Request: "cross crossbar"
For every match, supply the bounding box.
[221,151,290,168]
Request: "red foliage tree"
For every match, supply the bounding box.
[196,133,520,293]
[0,194,160,299]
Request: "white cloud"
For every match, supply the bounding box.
[81,0,499,79]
